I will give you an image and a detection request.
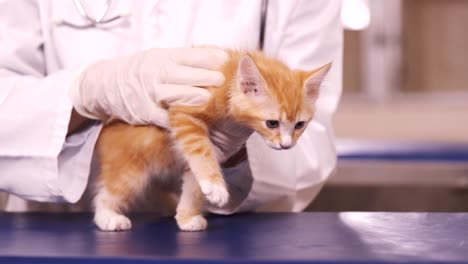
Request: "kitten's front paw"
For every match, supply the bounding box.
[94,212,132,232]
[199,180,229,207]
[176,214,208,231]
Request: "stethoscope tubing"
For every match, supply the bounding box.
[58,0,125,29]
[57,0,268,50]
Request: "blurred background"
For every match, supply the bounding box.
[308,0,468,212]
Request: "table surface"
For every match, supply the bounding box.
[1,212,468,264]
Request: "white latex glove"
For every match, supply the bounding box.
[69,47,229,127]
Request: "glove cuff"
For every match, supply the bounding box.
[68,66,105,121]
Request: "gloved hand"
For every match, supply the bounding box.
[69,47,229,127]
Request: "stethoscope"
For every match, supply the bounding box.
[56,0,268,49]
[55,0,130,29]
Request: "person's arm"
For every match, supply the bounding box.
[0,1,102,203]
[208,0,343,214]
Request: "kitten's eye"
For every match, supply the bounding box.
[266,120,279,129]
[295,121,305,129]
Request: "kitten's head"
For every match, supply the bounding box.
[230,54,331,150]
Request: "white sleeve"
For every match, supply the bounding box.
[0,0,101,203]
[208,0,343,214]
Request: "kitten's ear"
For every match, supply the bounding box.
[237,55,268,98]
[303,63,332,103]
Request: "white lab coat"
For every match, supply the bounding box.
[0,0,343,213]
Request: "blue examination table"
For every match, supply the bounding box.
[2,141,468,263]
[1,212,467,263]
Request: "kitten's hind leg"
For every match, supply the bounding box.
[175,169,207,231]
[94,187,132,231]
[94,169,150,232]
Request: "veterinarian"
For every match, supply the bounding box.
[0,0,343,213]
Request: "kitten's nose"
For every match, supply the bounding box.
[280,143,291,150]
[280,135,292,149]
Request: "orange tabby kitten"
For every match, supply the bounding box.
[93,50,331,232]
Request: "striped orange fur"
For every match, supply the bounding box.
[93,50,331,232]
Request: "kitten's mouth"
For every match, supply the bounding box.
[265,141,284,150]
[265,140,295,150]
